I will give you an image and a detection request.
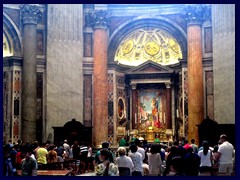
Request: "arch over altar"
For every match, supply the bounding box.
[124,60,176,143]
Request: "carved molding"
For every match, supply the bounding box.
[202,5,212,22]
[131,83,137,89]
[165,82,171,88]
[90,10,110,30]
[183,5,206,26]
[21,4,42,25]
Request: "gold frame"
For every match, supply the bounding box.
[117,97,125,119]
[117,127,126,136]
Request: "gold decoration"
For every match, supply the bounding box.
[3,33,12,57]
[144,41,160,56]
[122,39,134,54]
[114,28,182,66]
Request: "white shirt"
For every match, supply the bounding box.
[198,149,212,167]
[116,155,134,170]
[218,141,234,164]
[137,147,145,161]
[129,152,143,172]
[63,143,71,157]
[87,147,92,157]
[147,153,162,175]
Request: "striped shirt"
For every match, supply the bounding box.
[80,145,88,154]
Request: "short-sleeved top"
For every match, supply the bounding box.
[37,147,48,164]
[21,157,37,176]
[218,141,234,164]
[129,152,143,172]
[94,149,114,165]
[137,147,145,161]
[48,150,57,163]
[198,149,212,167]
[148,153,162,175]
[80,145,88,156]
[191,144,198,153]
[95,162,118,176]
[116,155,134,169]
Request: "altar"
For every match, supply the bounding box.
[130,114,173,143]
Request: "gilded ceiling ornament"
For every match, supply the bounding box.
[122,39,134,54]
[114,28,182,66]
[144,41,160,56]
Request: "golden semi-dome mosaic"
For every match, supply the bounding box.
[114,28,182,66]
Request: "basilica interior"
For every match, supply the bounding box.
[3,4,235,147]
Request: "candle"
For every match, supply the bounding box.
[135,113,137,124]
[164,113,166,124]
[127,130,129,136]
[176,109,179,118]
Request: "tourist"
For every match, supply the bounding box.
[216,134,234,175]
[93,142,114,166]
[36,143,48,170]
[198,141,212,175]
[129,144,143,176]
[95,148,118,176]
[191,139,198,153]
[21,146,37,176]
[147,144,163,175]
[116,147,133,176]
[183,147,200,176]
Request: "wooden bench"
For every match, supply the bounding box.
[17,169,73,176]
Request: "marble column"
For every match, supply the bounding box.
[21,5,41,142]
[92,11,110,147]
[185,5,204,145]
[165,83,172,129]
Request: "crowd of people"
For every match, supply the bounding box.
[3,134,235,176]
[3,139,93,176]
[93,134,235,176]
